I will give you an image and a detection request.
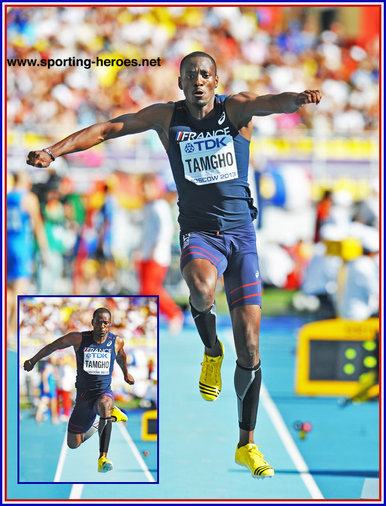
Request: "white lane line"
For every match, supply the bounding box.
[261,384,324,499]
[69,484,84,499]
[117,423,156,482]
[53,431,68,482]
[225,331,324,499]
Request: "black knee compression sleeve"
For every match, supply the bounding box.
[98,417,113,453]
[234,360,261,431]
[190,299,218,349]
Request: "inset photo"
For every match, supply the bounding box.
[18,295,158,484]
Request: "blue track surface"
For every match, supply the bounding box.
[6,315,380,501]
[19,410,157,483]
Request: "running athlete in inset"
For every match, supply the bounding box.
[24,307,135,473]
[27,52,321,478]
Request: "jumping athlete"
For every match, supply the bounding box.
[26,51,321,478]
[23,307,135,473]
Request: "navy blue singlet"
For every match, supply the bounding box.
[75,331,117,392]
[167,94,257,233]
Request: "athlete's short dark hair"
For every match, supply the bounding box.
[180,52,217,75]
[92,307,111,321]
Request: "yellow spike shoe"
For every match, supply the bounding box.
[98,455,113,473]
[111,406,128,423]
[199,340,224,401]
[235,444,274,478]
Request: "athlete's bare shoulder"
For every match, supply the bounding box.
[114,335,126,355]
[115,334,124,347]
[139,102,175,149]
[225,92,258,114]
[148,102,175,129]
[225,92,257,132]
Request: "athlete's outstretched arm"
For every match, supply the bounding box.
[116,337,135,385]
[26,103,173,168]
[228,90,321,128]
[23,332,81,371]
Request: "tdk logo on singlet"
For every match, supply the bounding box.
[184,137,228,153]
[185,143,195,153]
[85,351,109,359]
[175,127,230,142]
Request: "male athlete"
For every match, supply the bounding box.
[27,51,321,478]
[23,307,135,473]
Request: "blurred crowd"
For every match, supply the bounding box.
[258,181,379,321]
[6,168,181,345]
[7,5,379,147]
[19,296,158,422]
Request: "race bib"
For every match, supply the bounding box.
[180,134,238,186]
[83,347,111,375]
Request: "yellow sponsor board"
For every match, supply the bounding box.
[295,318,379,396]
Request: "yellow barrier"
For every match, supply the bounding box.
[324,238,363,261]
[141,409,158,441]
[295,318,379,396]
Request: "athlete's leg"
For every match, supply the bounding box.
[7,278,30,348]
[231,304,273,478]
[231,304,261,447]
[220,224,264,444]
[67,420,105,450]
[182,259,222,357]
[67,432,83,449]
[67,394,99,449]
[96,394,114,459]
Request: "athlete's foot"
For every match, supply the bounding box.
[235,444,274,478]
[199,340,224,401]
[98,455,113,473]
[205,338,223,357]
[110,406,128,423]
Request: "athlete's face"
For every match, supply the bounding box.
[179,57,218,107]
[92,312,111,340]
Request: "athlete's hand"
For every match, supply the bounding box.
[26,150,53,168]
[23,359,35,372]
[295,90,321,107]
[124,373,135,385]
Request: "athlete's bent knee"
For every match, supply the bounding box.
[187,276,216,311]
[67,440,81,449]
[237,342,259,369]
[97,395,114,418]
[183,262,217,311]
[67,434,82,449]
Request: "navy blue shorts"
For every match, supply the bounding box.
[68,388,114,434]
[180,222,262,310]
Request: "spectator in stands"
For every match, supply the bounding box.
[136,174,184,334]
[7,171,48,347]
[335,227,379,320]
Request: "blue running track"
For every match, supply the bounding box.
[6,315,380,501]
